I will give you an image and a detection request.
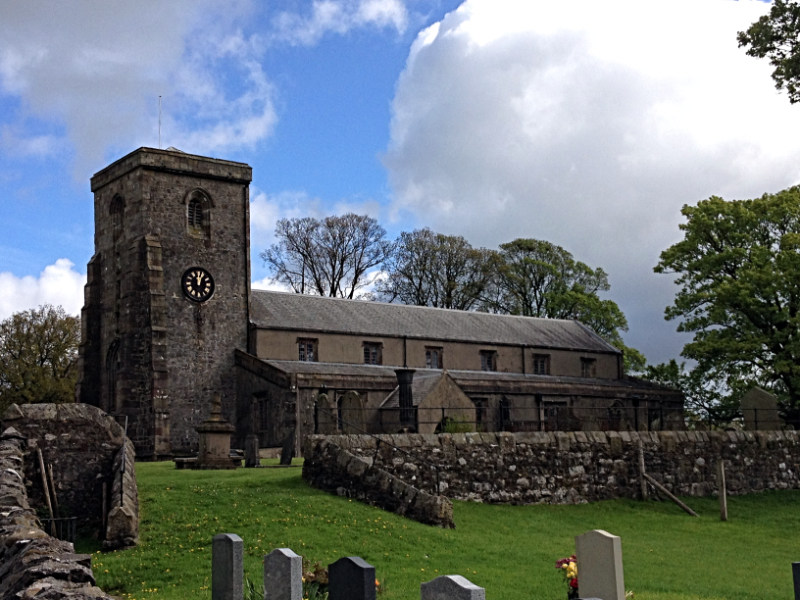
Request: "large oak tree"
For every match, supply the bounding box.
[655,187,800,408]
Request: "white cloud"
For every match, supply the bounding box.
[271,0,408,46]
[0,1,275,175]
[384,0,799,363]
[0,259,85,320]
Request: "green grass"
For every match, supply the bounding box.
[77,461,800,600]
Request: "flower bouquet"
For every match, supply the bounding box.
[555,554,578,600]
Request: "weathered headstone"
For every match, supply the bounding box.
[264,548,302,600]
[280,429,296,466]
[212,533,243,600]
[740,386,781,430]
[329,556,375,600]
[340,391,366,434]
[245,434,259,468]
[575,529,625,600]
[316,393,337,435]
[421,575,485,600]
[793,562,800,600]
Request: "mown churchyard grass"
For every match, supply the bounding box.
[76,460,800,600]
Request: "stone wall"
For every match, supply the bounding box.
[302,436,455,528]
[307,430,800,505]
[1,403,138,548]
[0,427,112,599]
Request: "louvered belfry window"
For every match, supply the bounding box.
[188,199,203,229]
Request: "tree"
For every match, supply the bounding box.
[261,214,394,299]
[738,0,800,104]
[0,305,80,413]
[377,228,494,310]
[655,187,800,408]
[485,239,645,373]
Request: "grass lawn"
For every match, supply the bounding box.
[76,460,800,600]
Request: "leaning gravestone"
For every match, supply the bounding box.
[740,387,781,430]
[329,556,375,600]
[264,548,303,600]
[421,575,485,600]
[575,529,625,600]
[212,533,243,600]
[340,391,366,434]
[316,393,338,435]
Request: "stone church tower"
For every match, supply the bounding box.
[77,148,252,459]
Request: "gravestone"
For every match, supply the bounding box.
[329,556,375,600]
[244,434,259,468]
[316,393,338,435]
[421,575,485,600]
[264,548,302,600]
[212,533,243,600]
[575,529,624,600]
[340,391,366,434]
[280,429,296,466]
[740,387,781,430]
[793,562,800,600]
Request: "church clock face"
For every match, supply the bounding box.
[182,267,215,302]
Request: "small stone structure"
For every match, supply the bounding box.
[196,394,238,469]
[302,436,455,528]
[575,529,625,600]
[212,533,243,600]
[0,427,114,599]
[306,429,800,506]
[329,556,376,600]
[1,403,138,547]
[740,386,782,430]
[264,548,303,600]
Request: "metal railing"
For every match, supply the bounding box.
[42,516,77,543]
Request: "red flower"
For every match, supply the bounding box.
[569,578,578,589]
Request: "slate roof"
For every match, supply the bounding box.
[250,290,619,353]
[380,373,444,409]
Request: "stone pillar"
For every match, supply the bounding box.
[196,394,237,469]
[245,434,259,468]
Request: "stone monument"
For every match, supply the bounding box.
[575,529,625,600]
[196,394,238,469]
[740,386,782,430]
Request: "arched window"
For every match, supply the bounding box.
[110,195,124,241]
[188,198,203,229]
[184,189,212,238]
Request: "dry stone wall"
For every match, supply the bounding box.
[309,430,800,505]
[303,436,455,528]
[0,427,112,599]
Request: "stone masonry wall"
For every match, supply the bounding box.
[0,427,112,599]
[310,430,800,504]
[303,436,455,528]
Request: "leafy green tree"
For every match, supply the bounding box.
[378,228,493,310]
[738,0,800,104]
[655,187,800,408]
[0,305,80,413]
[486,239,644,373]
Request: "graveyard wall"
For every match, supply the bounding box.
[302,436,455,528]
[1,403,139,547]
[0,426,113,599]
[307,430,800,504]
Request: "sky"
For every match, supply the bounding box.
[0,0,797,365]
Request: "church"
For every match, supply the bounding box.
[77,148,683,459]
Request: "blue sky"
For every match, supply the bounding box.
[1,0,797,365]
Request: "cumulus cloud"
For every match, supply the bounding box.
[384,0,800,362]
[0,259,85,320]
[0,0,274,175]
[271,0,409,46]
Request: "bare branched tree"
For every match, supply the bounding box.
[261,214,394,298]
[377,228,494,310]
